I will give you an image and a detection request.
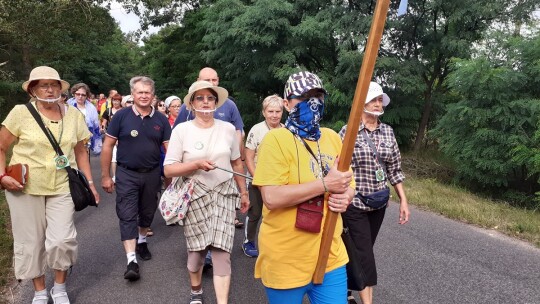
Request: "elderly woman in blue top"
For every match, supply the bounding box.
[339,82,410,304]
[68,83,101,155]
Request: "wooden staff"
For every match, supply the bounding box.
[313,0,392,284]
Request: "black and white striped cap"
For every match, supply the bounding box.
[283,71,326,99]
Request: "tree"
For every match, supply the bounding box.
[0,0,141,110]
[139,9,207,98]
[434,32,540,204]
[384,0,540,151]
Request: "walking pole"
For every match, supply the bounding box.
[313,0,392,284]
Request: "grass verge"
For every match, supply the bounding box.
[401,177,540,247]
[0,192,14,303]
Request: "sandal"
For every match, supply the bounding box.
[234,218,244,229]
[146,227,154,237]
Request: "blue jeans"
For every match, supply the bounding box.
[265,266,347,304]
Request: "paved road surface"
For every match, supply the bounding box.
[14,156,540,303]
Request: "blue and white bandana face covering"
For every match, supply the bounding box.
[285,97,325,141]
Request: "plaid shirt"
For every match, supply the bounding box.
[182,178,240,252]
[339,122,405,211]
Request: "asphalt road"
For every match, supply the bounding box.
[14,156,540,303]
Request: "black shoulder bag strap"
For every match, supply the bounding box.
[26,103,84,190]
[361,129,386,172]
[298,136,329,177]
[25,103,69,161]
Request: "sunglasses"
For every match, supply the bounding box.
[158,103,165,107]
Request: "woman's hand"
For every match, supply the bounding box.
[239,192,250,213]
[0,176,24,192]
[327,192,350,213]
[195,159,216,171]
[323,157,353,194]
[90,183,100,205]
[398,197,410,225]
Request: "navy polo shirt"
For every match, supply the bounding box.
[106,106,171,169]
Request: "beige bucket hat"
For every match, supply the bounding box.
[183,80,228,110]
[22,66,70,93]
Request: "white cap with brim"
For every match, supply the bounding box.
[164,95,181,108]
[22,66,70,93]
[121,95,134,107]
[366,82,390,106]
[183,80,228,111]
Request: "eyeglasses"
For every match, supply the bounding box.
[74,93,87,97]
[193,95,216,102]
[38,83,61,91]
[169,105,181,108]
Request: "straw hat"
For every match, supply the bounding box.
[22,66,70,93]
[183,81,228,110]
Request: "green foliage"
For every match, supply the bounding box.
[139,9,207,99]
[0,0,141,107]
[434,33,540,205]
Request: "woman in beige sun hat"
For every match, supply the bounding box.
[164,80,249,304]
[0,66,99,304]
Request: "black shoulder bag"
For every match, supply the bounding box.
[26,103,97,211]
[356,131,390,209]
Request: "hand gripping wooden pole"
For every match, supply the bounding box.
[313,0,391,284]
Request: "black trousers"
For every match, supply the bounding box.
[341,205,386,288]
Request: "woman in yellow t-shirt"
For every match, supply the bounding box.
[252,71,355,304]
[0,66,99,304]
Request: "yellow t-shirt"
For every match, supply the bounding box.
[2,101,91,195]
[252,127,353,289]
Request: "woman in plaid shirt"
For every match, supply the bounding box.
[339,82,410,304]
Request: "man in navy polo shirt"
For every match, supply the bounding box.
[100,76,171,281]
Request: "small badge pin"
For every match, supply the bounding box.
[131,130,138,137]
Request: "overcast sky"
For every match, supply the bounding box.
[108,2,160,37]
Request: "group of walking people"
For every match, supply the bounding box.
[0,65,409,304]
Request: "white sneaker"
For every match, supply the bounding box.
[50,287,70,304]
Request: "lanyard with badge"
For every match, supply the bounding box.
[362,130,386,182]
[26,102,69,170]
